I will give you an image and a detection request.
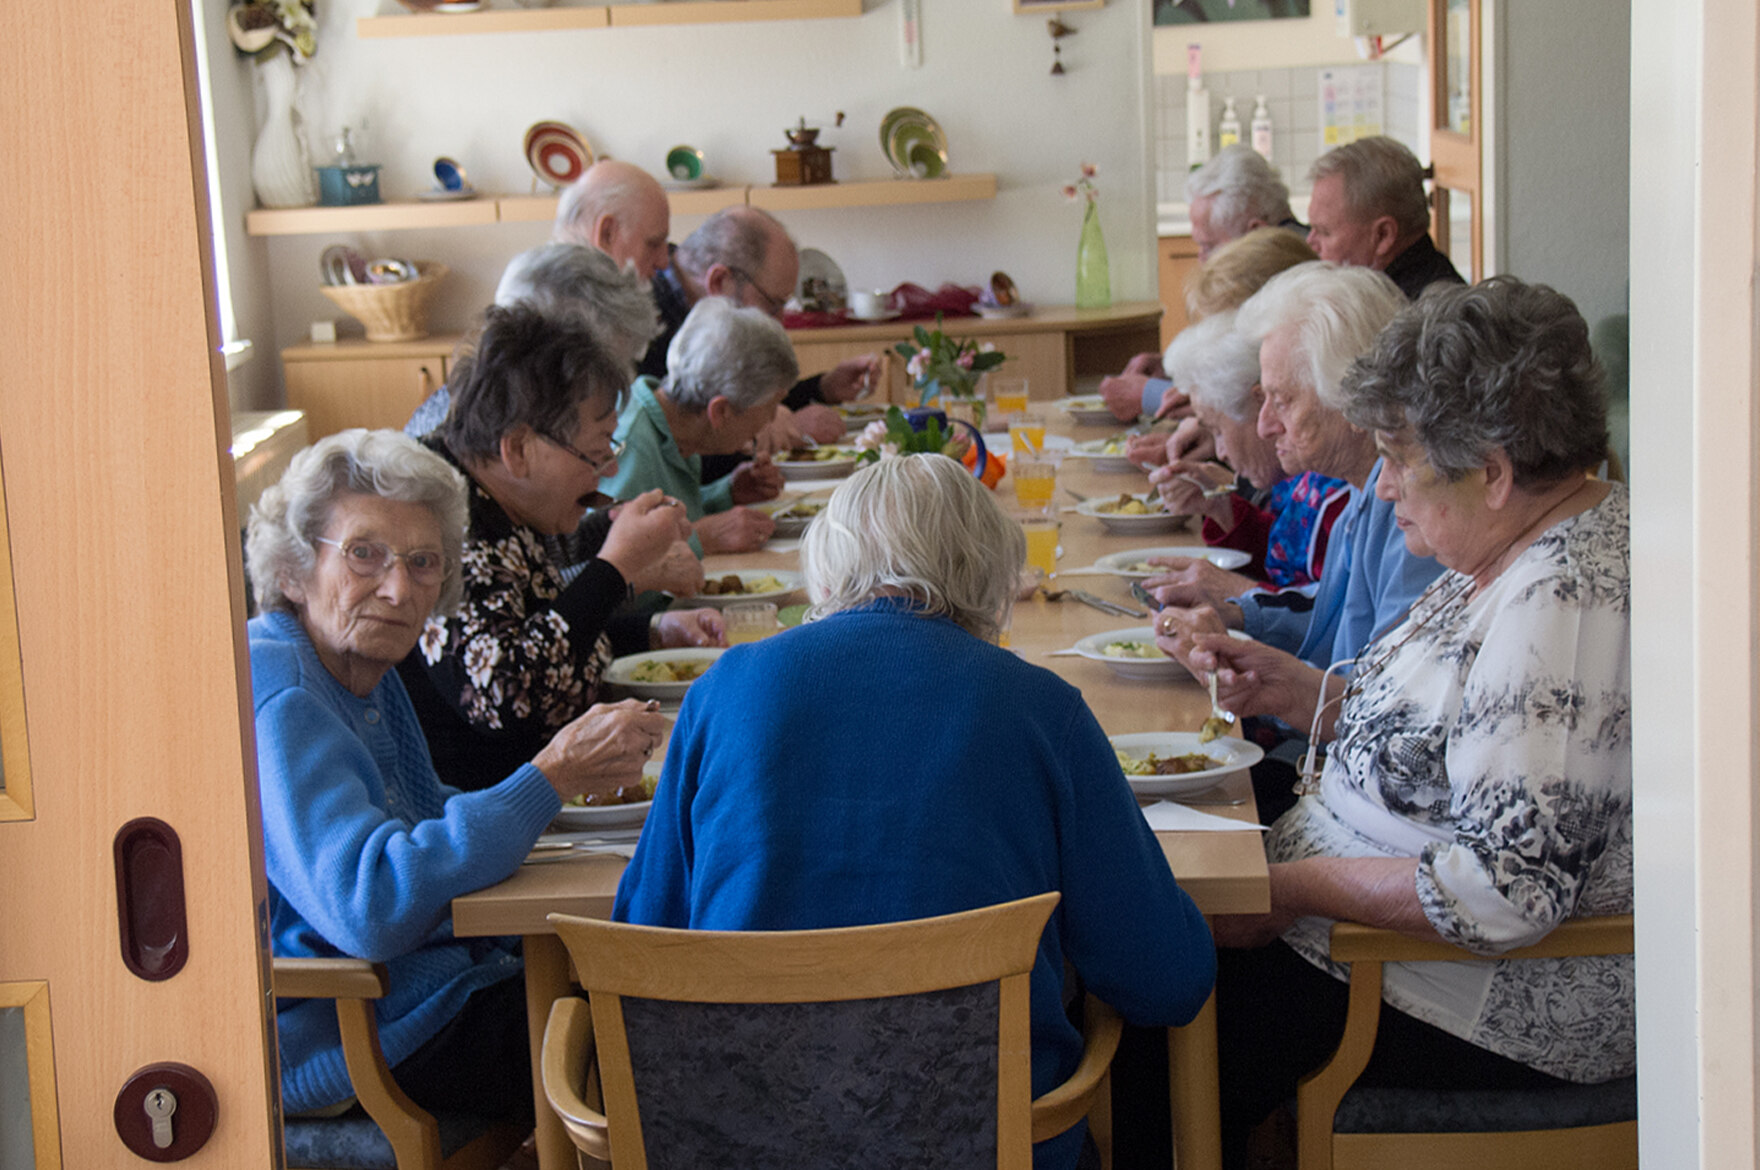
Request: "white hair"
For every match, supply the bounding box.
[1187,145,1295,236]
[493,243,660,366]
[664,298,799,413]
[803,455,1023,643]
[1235,261,1406,411]
[1162,311,1262,422]
[245,429,468,617]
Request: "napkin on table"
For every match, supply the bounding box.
[1140,801,1267,833]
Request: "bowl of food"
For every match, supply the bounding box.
[680,569,803,608]
[1074,493,1183,534]
[755,498,826,537]
[1089,546,1253,578]
[605,648,726,701]
[1107,731,1264,798]
[1068,435,1140,474]
[1058,395,1121,427]
[1072,626,1181,681]
[775,446,860,480]
[552,761,659,829]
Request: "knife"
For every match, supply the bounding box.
[1067,589,1147,619]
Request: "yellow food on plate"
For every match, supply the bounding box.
[1115,749,1224,777]
[566,771,660,808]
[774,501,825,521]
[783,447,851,463]
[628,658,713,684]
[1094,493,1163,516]
[1101,641,1162,659]
[699,573,788,596]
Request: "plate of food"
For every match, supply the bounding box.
[681,569,803,608]
[755,497,826,537]
[1074,493,1183,534]
[1089,546,1253,578]
[604,648,726,701]
[1058,395,1120,427]
[775,446,860,480]
[552,761,659,829]
[1108,732,1264,798]
[1072,627,1180,681]
[837,403,890,431]
[1068,435,1141,474]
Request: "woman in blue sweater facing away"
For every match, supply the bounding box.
[245,429,667,1123]
[615,453,1217,1170]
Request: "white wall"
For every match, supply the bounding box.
[233,0,1158,367]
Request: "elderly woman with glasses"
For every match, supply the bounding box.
[616,453,1217,1170]
[1185,278,1632,1169]
[394,303,723,793]
[246,428,667,1126]
[600,297,797,555]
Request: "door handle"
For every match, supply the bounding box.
[113,817,188,981]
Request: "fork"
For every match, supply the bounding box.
[1200,671,1237,742]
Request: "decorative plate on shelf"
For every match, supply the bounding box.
[795,247,847,313]
[523,121,594,189]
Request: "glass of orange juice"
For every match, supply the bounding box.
[1019,515,1060,580]
[1009,412,1047,456]
[992,376,1030,417]
[1012,456,1056,511]
[723,602,778,645]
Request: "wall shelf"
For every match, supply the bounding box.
[357,0,862,39]
[244,176,998,236]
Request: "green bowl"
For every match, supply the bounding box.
[665,145,704,182]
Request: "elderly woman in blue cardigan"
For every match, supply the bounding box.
[615,453,1217,1170]
[245,428,668,1123]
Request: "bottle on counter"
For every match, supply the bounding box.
[1186,44,1211,171]
[1218,97,1242,150]
[1250,94,1274,161]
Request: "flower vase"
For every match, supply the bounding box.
[251,52,316,209]
[1075,201,1111,310]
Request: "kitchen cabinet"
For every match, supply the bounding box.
[1157,235,1201,351]
[280,338,454,441]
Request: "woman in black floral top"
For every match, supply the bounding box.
[397,305,724,791]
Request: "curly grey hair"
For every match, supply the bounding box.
[1162,310,1261,422]
[1342,276,1609,487]
[1187,145,1296,238]
[803,454,1024,643]
[1235,261,1406,411]
[246,429,468,617]
[664,297,800,413]
[1309,135,1433,240]
[494,243,661,367]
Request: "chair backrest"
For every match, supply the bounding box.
[547,893,1060,1170]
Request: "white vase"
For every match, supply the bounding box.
[250,52,315,209]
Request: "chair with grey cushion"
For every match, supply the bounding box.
[274,957,526,1170]
[1295,915,1637,1170]
[540,892,1121,1170]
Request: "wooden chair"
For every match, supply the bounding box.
[539,893,1123,1170]
[1295,915,1637,1170]
[273,957,527,1170]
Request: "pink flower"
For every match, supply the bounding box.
[856,419,891,450]
[1081,162,1099,179]
[907,350,930,380]
[1062,184,1079,201]
[957,352,975,370]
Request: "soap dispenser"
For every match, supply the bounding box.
[1218,97,1242,150]
[1185,43,1211,170]
[1250,94,1274,161]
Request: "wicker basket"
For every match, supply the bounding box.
[319,262,448,342]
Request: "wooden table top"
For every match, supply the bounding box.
[453,414,1271,938]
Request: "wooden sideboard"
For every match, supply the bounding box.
[279,302,1162,438]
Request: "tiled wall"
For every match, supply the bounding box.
[1154,62,1421,207]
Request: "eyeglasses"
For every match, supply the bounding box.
[728,266,791,317]
[545,433,625,473]
[316,538,448,586]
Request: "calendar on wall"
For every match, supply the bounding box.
[1318,64,1386,149]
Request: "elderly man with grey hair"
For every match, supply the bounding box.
[601,298,798,554]
[553,159,672,281]
[1305,135,1464,299]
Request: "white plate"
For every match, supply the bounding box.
[1074,494,1184,534]
[1068,436,1139,474]
[414,185,479,202]
[1058,395,1121,427]
[754,498,826,537]
[776,451,859,480]
[680,569,804,608]
[849,309,902,322]
[1090,546,1253,578]
[660,176,720,191]
[552,762,658,829]
[796,247,847,314]
[974,303,1031,319]
[1072,627,1181,681]
[1108,732,1264,798]
[604,648,726,700]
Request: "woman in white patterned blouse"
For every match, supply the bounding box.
[1188,276,1631,1168]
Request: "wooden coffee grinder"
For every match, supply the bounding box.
[772,114,841,186]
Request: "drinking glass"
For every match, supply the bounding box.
[1008,412,1047,456]
[723,602,779,645]
[1011,456,1057,511]
[991,376,1030,418]
[1019,515,1060,580]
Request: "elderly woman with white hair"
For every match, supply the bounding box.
[1202,276,1631,1170]
[1144,310,1349,589]
[600,296,797,554]
[246,428,666,1126]
[615,453,1216,1170]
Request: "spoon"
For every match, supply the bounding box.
[1200,671,1237,743]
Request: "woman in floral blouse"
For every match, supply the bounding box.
[397,304,724,791]
[1182,277,1632,1168]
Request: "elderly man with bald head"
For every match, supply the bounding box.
[553,159,673,281]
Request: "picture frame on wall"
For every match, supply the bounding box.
[1015,0,1105,12]
[1153,0,1309,22]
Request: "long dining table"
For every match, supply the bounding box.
[451,406,1272,1170]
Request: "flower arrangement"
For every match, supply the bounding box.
[1062,162,1100,206]
[853,407,1006,488]
[227,1,317,63]
[894,314,1007,411]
